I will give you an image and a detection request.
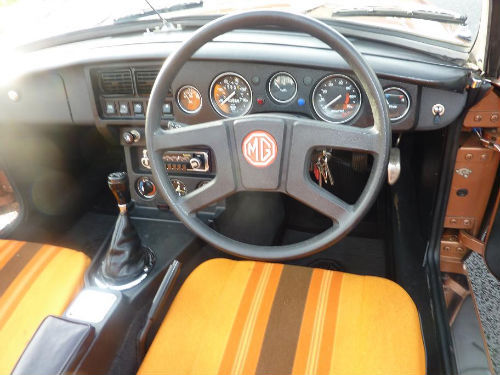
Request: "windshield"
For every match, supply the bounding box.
[0,0,482,50]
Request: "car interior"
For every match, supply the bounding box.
[1,1,500,374]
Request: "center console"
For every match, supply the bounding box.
[120,127,216,210]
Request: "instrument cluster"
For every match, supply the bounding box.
[175,70,411,124]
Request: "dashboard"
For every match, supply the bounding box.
[0,28,472,209]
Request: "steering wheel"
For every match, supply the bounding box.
[145,10,390,260]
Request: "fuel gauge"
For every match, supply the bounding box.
[384,87,410,122]
[177,85,202,114]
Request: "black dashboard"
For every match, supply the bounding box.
[0,28,473,208]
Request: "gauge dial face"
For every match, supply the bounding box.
[170,179,187,197]
[177,85,202,114]
[384,87,410,121]
[268,72,297,103]
[136,177,156,199]
[210,73,252,117]
[312,74,362,123]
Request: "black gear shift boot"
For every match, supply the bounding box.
[101,213,148,283]
[98,172,154,286]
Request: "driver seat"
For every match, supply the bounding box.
[138,258,426,375]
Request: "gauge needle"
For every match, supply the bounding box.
[325,94,343,108]
[274,81,281,90]
[220,91,236,106]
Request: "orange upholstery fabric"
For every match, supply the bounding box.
[138,258,426,375]
[0,239,90,374]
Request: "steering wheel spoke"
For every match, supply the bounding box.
[151,119,239,214]
[286,118,380,224]
[151,120,227,152]
[288,180,353,223]
[292,118,381,154]
[181,178,234,214]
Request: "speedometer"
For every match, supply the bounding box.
[312,74,362,123]
[210,72,252,117]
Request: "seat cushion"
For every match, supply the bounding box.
[138,258,426,375]
[0,239,90,374]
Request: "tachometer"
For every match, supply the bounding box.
[210,72,252,117]
[312,74,362,123]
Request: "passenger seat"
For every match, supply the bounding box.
[0,239,89,374]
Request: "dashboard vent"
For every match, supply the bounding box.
[99,70,133,95]
[135,68,160,95]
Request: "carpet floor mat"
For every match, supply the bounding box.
[465,252,499,374]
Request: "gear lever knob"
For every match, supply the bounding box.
[108,172,131,209]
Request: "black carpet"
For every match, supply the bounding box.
[281,229,387,277]
[465,252,500,374]
[56,212,116,257]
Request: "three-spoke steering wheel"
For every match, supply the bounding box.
[145,10,390,260]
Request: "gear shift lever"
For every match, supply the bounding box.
[108,172,131,211]
[98,172,154,288]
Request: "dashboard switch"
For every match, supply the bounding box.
[133,102,144,114]
[119,102,129,115]
[162,103,172,114]
[105,102,116,114]
[432,103,445,117]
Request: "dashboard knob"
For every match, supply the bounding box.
[123,129,141,144]
[123,132,134,144]
[136,177,156,199]
[190,157,202,170]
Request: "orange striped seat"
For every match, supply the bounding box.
[0,239,90,374]
[138,258,426,375]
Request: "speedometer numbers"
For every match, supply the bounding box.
[210,73,252,117]
[312,74,362,123]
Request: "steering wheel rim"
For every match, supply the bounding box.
[145,10,391,260]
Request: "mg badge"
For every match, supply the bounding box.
[242,130,277,167]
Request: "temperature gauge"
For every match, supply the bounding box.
[177,85,202,114]
[384,87,410,121]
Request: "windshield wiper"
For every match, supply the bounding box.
[114,1,203,24]
[330,6,467,25]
